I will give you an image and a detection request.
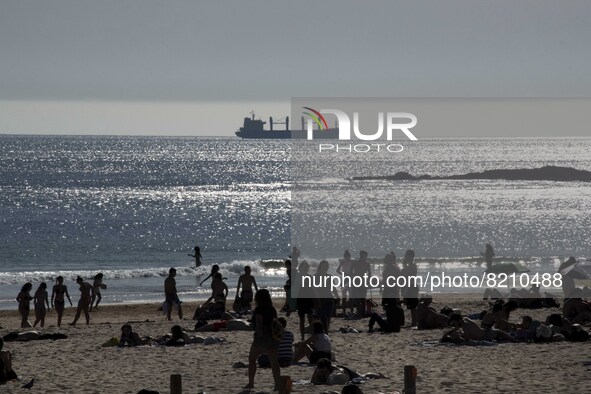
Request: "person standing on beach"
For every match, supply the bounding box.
[33,282,50,328]
[16,283,33,328]
[244,289,281,391]
[165,267,183,321]
[90,273,106,311]
[314,260,339,333]
[199,264,226,287]
[351,251,371,318]
[188,246,202,268]
[482,243,495,269]
[401,249,419,327]
[336,250,354,315]
[69,276,92,326]
[51,276,72,327]
[237,266,258,311]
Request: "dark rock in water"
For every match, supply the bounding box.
[351,166,591,182]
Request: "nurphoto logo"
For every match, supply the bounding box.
[302,107,418,152]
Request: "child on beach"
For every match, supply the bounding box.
[16,283,33,328]
[188,246,202,268]
[90,273,106,311]
[33,282,50,328]
[236,266,258,312]
[51,276,72,327]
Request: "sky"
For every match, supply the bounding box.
[1,1,591,136]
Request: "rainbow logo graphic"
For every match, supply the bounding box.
[302,107,329,130]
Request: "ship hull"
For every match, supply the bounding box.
[235,128,340,139]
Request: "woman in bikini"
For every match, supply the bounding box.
[16,283,33,328]
[51,276,73,327]
[33,282,50,328]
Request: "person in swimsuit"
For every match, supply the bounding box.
[51,276,72,327]
[237,266,258,311]
[69,276,93,326]
[188,246,202,268]
[90,273,106,311]
[164,268,183,321]
[33,282,50,328]
[16,283,33,328]
[336,250,354,315]
[199,264,227,287]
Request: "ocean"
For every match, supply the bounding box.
[1,135,590,309]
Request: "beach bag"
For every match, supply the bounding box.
[271,317,284,341]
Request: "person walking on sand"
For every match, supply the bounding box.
[69,276,92,326]
[237,266,258,311]
[188,246,202,268]
[16,283,33,328]
[165,267,183,321]
[51,276,72,327]
[401,249,419,327]
[33,282,50,328]
[244,289,281,391]
[90,273,106,311]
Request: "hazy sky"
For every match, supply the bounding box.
[1,1,591,135]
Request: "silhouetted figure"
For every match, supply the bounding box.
[381,252,401,306]
[33,282,49,328]
[16,283,33,328]
[237,266,258,312]
[244,289,280,391]
[51,276,72,327]
[401,249,419,326]
[69,276,92,326]
[336,250,354,315]
[368,301,404,333]
[295,261,314,341]
[164,268,183,321]
[90,273,106,311]
[482,243,495,269]
[351,251,371,318]
[314,260,339,333]
[199,264,226,287]
[188,246,202,268]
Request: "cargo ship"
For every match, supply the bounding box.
[235,112,339,139]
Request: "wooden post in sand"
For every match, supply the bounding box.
[170,374,182,394]
[404,365,417,394]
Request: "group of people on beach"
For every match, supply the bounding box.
[15,273,106,328]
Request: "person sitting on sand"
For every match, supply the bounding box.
[118,324,145,347]
[562,289,591,324]
[236,266,258,312]
[16,283,33,328]
[33,282,50,328]
[51,276,72,327]
[193,273,228,320]
[69,276,93,326]
[0,338,18,384]
[188,246,202,268]
[482,300,518,332]
[311,358,350,385]
[444,313,516,342]
[416,295,449,330]
[90,273,106,311]
[368,300,405,333]
[258,317,294,368]
[514,315,541,342]
[293,320,332,364]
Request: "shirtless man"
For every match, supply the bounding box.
[165,268,183,321]
[69,276,93,326]
[236,266,258,311]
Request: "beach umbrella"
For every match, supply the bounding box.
[485,262,530,274]
[560,259,591,280]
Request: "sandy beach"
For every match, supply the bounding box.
[1,297,590,394]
